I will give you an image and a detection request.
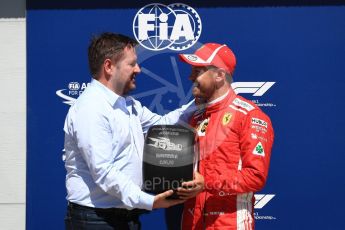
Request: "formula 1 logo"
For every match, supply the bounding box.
[254,194,277,220]
[148,137,183,151]
[254,194,275,209]
[133,3,202,51]
[231,82,275,96]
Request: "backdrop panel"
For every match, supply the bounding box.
[27,2,345,229]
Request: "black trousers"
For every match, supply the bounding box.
[65,202,146,230]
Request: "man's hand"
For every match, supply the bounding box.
[152,190,185,209]
[176,171,204,200]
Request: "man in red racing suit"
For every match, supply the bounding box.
[177,43,274,230]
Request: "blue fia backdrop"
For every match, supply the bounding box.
[27,3,345,229]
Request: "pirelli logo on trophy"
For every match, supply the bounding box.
[148,137,183,152]
[147,136,182,166]
[143,125,195,198]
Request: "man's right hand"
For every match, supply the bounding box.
[176,171,204,200]
[152,190,185,209]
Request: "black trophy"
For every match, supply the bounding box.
[143,125,195,199]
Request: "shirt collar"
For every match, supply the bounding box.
[204,88,236,115]
[90,79,123,107]
[207,90,230,105]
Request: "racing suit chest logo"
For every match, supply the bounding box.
[197,117,209,136]
[222,112,232,125]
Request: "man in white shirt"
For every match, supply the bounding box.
[64,32,198,229]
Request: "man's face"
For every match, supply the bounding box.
[189,66,217,102]
[112,46,141,95]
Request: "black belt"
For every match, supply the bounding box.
[68,202,148,217]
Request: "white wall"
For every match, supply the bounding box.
[0,18,26,230]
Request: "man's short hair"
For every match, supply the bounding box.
[225,72,233,83]
[209,65,233,83]
[88,33,138,78]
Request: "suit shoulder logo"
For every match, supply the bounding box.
[253,142,265,156]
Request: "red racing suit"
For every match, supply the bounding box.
[182,89,274,230]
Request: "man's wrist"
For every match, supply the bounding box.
[138,191,155,210]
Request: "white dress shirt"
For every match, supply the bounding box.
[63,79,195,210]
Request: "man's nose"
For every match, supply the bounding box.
[135,64,141,74]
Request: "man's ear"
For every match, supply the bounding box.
[104,59,113,76]
[215,69,226,83]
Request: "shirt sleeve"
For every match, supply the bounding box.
[135,99,197,133]
[70,105,155,210]
[204,109,274,194]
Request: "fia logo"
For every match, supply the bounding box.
[68,82,80,90]
[133,3,202,51]
[56,81,90,105]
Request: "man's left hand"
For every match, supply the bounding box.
[176,171,204,200]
